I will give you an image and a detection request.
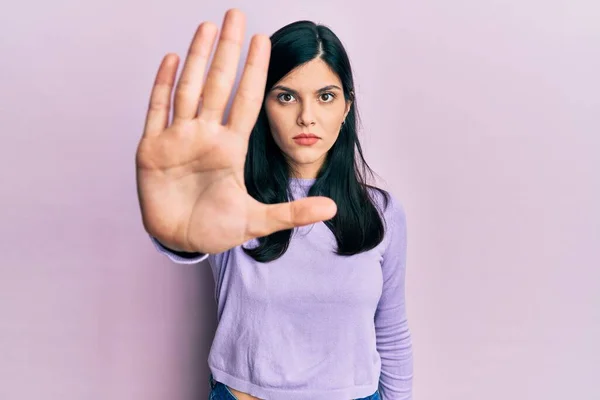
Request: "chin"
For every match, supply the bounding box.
[287,150,325,165]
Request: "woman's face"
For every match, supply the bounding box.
[264,58,352,179]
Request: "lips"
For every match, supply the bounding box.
[293,133,320,139]
[293,133,320,146]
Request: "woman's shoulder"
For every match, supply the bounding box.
[365,185,408,255]
[365,184,406,222]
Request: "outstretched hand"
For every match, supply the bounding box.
[135,9,337,254]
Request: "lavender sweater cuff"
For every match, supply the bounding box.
[150,236,209,264]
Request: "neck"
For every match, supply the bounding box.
[288,162,324,180]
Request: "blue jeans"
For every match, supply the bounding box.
[209,373,380,400]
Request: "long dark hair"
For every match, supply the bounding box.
[243,20,390,262]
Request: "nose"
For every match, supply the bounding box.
[297,103,316,127]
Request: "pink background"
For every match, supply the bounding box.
[1,0,598,399]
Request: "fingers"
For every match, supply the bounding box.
[142,54,179,139]
[248,197,338,238]
[198,9,245,124]
[173,22,218,120]
[227,34,271,136]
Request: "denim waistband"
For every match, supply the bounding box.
[209,373,380,400]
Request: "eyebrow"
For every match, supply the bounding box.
[270,84,343,94]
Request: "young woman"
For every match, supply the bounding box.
[136,8,413,400]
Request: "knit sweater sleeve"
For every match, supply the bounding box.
[149,236,209,264]
[375,197,414,399]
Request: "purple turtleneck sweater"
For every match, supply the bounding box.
[151,177,413,399]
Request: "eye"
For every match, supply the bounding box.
[320,92,336,103]
[277,93,296,103]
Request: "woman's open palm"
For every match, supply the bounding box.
[136,9,337,254]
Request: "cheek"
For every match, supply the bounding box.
[322,113,344,137]
[267,107,297,133]
[265,108,290,146]
[322,103,345,126]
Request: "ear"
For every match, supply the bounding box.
[344,100,352,120]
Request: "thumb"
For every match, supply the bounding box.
[247,197,338,238]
